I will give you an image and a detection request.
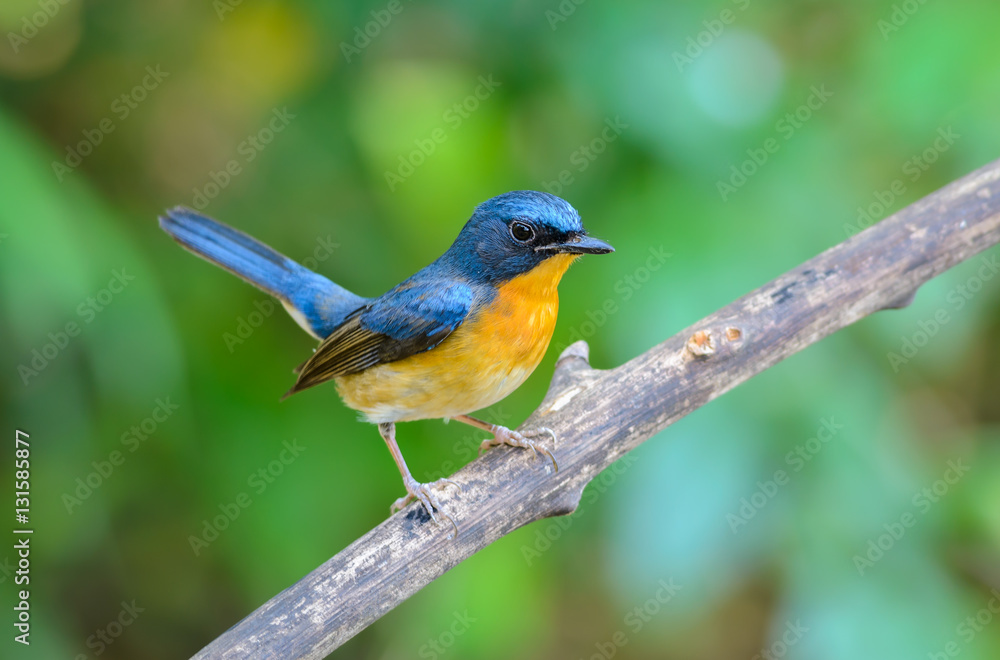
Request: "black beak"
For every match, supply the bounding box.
[538,234,615,255]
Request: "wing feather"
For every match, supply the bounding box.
[284,280,474,397]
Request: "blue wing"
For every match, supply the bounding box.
[285,279,474,396]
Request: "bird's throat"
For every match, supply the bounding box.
[501,253,579,300]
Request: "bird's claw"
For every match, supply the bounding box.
[391,477,461,538]
[479,426,559,472]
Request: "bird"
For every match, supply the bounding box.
[159,191,613,534]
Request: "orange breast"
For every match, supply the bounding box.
[335,254,578,423]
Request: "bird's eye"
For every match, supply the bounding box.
[510,221,534,243]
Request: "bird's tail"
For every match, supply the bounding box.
[159,207,366,338]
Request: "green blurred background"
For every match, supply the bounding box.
[2,0,999,658]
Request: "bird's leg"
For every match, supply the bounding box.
[378,422,460,537]
[453,415,558,472]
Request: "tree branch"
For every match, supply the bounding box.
[194,159,1000,660]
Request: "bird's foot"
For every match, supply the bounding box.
[391,476,461,538]
[479,425,558,472]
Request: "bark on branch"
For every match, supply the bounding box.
[194,159,1000,660]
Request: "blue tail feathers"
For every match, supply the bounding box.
[159,207,366,338]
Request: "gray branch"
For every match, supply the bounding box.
[193,159,1000,660]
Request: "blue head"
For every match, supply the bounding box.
[442,191,613,283]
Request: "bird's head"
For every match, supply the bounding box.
[444,191,613,284]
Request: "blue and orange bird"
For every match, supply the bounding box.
[159,191,613,532]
